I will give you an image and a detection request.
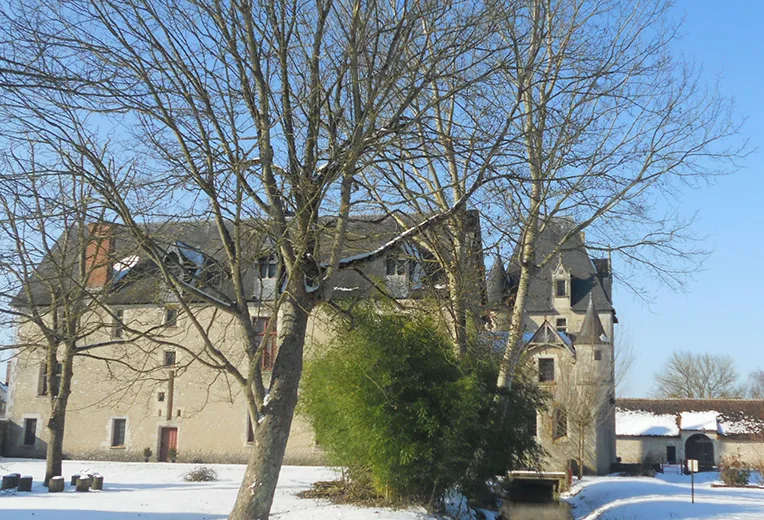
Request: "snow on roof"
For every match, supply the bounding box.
[718,416,764,436]
[616,409,679,437]
[680,411,719,432]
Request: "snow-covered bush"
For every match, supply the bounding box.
[300,303,544,508]
[183,466,218,482]
[719,453,750,486]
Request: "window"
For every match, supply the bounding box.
[594,349,603,361]
[538,358,555,383]
[176,409,182,418]
[23,418,37,446]
[164,350,177,367]
[157,392,165,402]
[113,309,124,338]
[555,279,567,297]
[111,418,126,447]
[38,362,62,396]
[385,255,408,276]
[666,446,677,464]
[555,318,567,332]
[165,307,178,327]
[246,414,255,443]
[553,407,568,439]
[253,317,278,370]
[258,255,278,279]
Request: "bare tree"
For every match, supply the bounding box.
[482,0,744,395]
[0,0,494,516]
[0,142,167,485]
[652,351,744,399]
[747,370,764,400]
[615,324,636,396]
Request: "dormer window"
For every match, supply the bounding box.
[555,279,567,297]
[386,255,408,276]
[258,255,278,279]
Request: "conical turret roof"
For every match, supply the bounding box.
[577,296,608,344]
[486,256,508,306]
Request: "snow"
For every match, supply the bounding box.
[616,409,679,436]
[176,242,205,268]
[112,255,140,283]
[681,411,720,432]
[564,472,764,519]
[0,459,434,519]
[718,416,764,436]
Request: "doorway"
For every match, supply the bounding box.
[159,427,178,462]
[685,433,714,470]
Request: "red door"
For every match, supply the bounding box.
[159,427,178,462]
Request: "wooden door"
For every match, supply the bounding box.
[159,427,178,462]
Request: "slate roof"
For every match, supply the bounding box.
[14,214,482,307]
[486,255,508,306]
[503,218,614,313]
[577,297,608,344]
[616,399,764,440]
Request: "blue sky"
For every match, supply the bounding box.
[615,1,764,396]
[1,2,760,397]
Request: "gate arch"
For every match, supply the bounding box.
[685,433,714,470]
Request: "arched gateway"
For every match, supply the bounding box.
[685,433,714,470]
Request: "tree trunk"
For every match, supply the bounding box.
[446,269,468,359]
[44,345,75,487]
[229,296,310,520]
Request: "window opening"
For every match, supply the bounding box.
[23,418,37,446]
[539,358,555,382]
[111,418,126,446]
[253,317,278,370]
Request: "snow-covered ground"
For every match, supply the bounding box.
[4,458,764,519]
[0,458,433,519]
[565,470,764,519]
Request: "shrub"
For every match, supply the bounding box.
[719,453,750,486]
[183,466,218,482]
[300,304,544,507]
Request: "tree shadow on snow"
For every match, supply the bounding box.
[0,511,226,520]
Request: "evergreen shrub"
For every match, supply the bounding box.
[300,304,544,507]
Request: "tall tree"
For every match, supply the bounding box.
[748,370,764,400]
[0,0,493,516]
[0,143,161,485]
[483,0,744,394]
[652,351,744,399]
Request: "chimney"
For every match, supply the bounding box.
[85,223,114,288]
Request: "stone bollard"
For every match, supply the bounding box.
[2,473,20,489]
[70,474,80,486]
[49,476,65,493]
[17,476,33,492]
[91,474,104,491]
[76,476,91,492]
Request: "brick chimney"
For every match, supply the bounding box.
[85,223,114,288]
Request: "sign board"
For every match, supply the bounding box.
[687,459,698,473]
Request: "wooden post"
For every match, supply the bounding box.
[17,476,33,492]
[91,474,104,491]
[76,476,91,492]
[70,474,80,486]
[48,476,65,492]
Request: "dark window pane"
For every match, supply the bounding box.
[23,418,37,446]
[113,309,124,338]
[158,392,165,402]
[259,255,278,279]
[112,418,126,446]
[539,358,555,382]
[164,351,176,366]
[386,256,396,276]
[555,279,566,297]
[165,308,178,327]
[594,349,603,361]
